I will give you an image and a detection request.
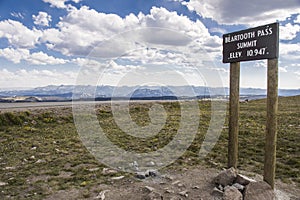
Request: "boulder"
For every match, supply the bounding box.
[213,167,238,186]
[223,186,243,200]
[244,181,275,200]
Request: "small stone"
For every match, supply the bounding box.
[0,182,8,186]
[96,190,109,200]
[217,184,224,191]
[172,180,181,185]
[178,190,188,197]
[232,183,245,191]
[223,186,243,200]
[213,167,238,186]
[177,183,184,188]
[133,161,139,167]
[4,166,16,170]
[212,187,224,197]
[88,167,100,172]
[146,169,159,177]
[235,174,256,186]
[102,168,117,175]
[136,172,146,179]
[165,189,175,194]
[147,161,156,167]
[244,181,275,200]
[111,176,124,180]
[35,159,46,164]
[144,186,155,193]
[192,185,200,189]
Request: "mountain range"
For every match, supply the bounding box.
[0,85,299,102]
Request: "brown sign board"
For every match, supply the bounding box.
[223,23,279,63]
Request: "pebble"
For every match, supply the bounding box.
[111,176,125,180]
[144,186,155,193]
[232,183,245,191]
[136,172,146,179]
[96,190,109,200]
[88,167,100,172]
[178,190,188,197]
[102,168,117,175]
[35,159,46,164]
[0,182,8,186]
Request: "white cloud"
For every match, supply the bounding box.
[295,15,300,23]
[0,48,68,65]
[32,12,52,27]
[40,6,221,63]
[280,23,300,40]
[280,43,300,58]
[181,0,300,26]
[0,20,42,48]
[10,12,24,19]
[279,66,288,73]
[42,0,82,9]
[0,68,77,88]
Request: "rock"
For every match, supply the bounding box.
[146,169,159,177]
[172,180,181,185]
[87,167,99,172]
[102,168,117,175]
[235,174,256,186]
[213,167,238,186]
[177,183,184,188]
[147,161,156,167]
[0,182,8,186]
[144,191,163,200]
[244,181,275,200]
[232,183,245,191]
[192,185,200,189]
[111,176,125,180]
[136,172,146,179]
[165,189,175,194]
[223,186,243,200]
[212,187,224,197]
[4,166,16,170]
[178,190,188,197]
[133,161,139,168]
[35,159,46,164]
[31,146,37,150]
[217,184,224,191]
[143,186,155,193]
[95,190,109,200]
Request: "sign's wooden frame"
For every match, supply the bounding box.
[223,23,279,189]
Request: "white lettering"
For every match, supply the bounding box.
[237,40,257,49]
[225,31,256,43]
[257,26,273,37]
[229,51,242,59]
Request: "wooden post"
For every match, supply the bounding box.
[264,58,278,189]
[228,62,240,168]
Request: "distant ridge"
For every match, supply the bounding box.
[0,85,299,102]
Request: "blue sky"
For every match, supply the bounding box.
[0,0,299,89]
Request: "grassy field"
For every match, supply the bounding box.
[0,96,299,199]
